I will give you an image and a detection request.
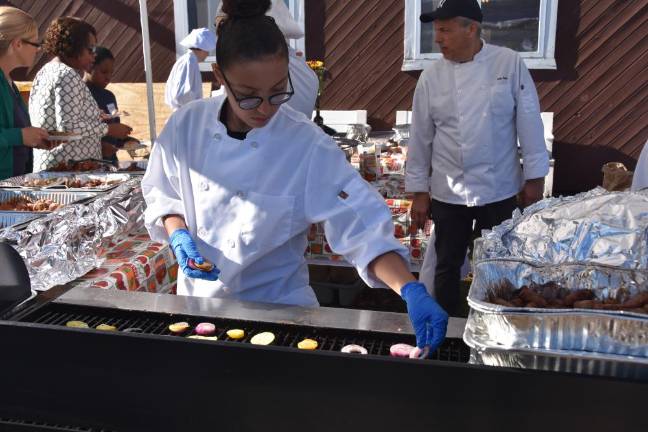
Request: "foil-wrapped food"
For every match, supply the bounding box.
[465,189,648,374]
[0,178,145,291]
[475,188,648,269]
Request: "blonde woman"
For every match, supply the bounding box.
[29,17,131,171]
[0,6,54,180]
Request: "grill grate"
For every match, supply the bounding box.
[0,417,114,431]
[15,303,470,362]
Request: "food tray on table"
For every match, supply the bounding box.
[0,172,132,192]
[465,330,648,381]
[45,158,147,174]
[0,189,98,229]
[47,159,118,173]
[464,258,648,358]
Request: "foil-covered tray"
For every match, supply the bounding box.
[0,179,144,291]
[465,258,648,358]
[0,172,131,192]
[475,188,648,269]
[0,190,98,228]
[465,331,648,381]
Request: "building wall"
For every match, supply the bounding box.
[3,0,177,82]
[3,0,646,194]
[306,0,648,195]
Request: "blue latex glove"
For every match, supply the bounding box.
[169,229,220,281]
[401,281,448,354]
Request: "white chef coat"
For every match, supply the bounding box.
[142,95,408,306]
[287,47,319,119]
[165,51,203,111]
[632,140,648,192]
[405,43,550,206]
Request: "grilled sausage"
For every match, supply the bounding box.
[622,292,648,309]
[564,289,595,307]
[519,286,548,307]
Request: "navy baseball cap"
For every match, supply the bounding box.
[420,0,483,23]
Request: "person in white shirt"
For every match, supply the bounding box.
[405,0,549,315]
[214,0,318,119]
[143,0,448,354]
[632,139,648,192]
[165,28,216,111]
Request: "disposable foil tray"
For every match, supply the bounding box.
[0,190,98,228]
[0,172,131,192]
[465,258,648,358]
[465,331,648,381]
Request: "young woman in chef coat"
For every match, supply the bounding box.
[164,28,216,111]
[214,0,319,119]
[143,0,448,353]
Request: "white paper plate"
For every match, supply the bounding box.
[47,134,83,142]
[103,111,130,119]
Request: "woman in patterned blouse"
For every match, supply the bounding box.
[28,17,131,171]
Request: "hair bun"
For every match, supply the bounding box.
[221,0,271,20]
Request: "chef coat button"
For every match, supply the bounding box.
[228,239,236,248]
[200,181,209,191]
[250,141,259,149]
[236,190,245,198]
[198,228,207,237]
[213,133,222,141]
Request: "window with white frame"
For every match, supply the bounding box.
[173,0,305,72]
[403,0,558,71]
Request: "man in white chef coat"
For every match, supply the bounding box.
[405,0,550,316]
[165,28,217,111]
[214,0,318,119]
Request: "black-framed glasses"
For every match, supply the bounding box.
[21,39,41,49]
[221,71,294,110]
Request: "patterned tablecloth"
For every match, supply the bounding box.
[305,175,432,270]
[69,230,178,294]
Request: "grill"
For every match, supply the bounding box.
[13,302,469,362]
[2,297,648,431]
[0,417,114,432]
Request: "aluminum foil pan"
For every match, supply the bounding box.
[0,190,98,228]
[475,188,648,269]
[0,172,131,192]
[466,258,648,357]
[465,331,648,381]
[0,178,145,291]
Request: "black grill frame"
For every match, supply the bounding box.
[0,417,114,432]
[1,314,647,431]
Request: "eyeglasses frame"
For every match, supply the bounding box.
[219,70,294,111]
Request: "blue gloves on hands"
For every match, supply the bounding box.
[169,229,220,281]
[401,281,448,354]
